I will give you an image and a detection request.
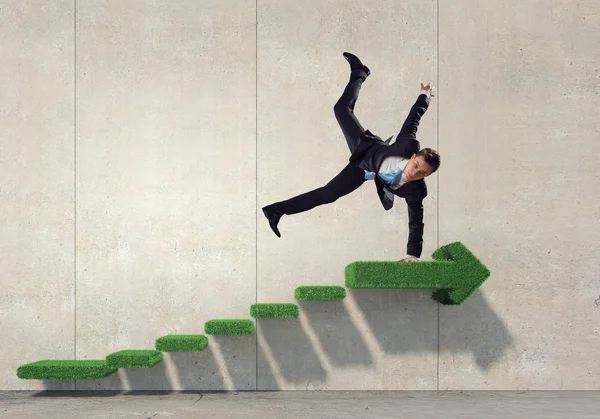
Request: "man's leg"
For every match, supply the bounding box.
[333,70,370,154]
[262,53,371,237]
[262,162,366,237]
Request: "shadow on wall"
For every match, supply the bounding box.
[256,300,376,389]
[38,335,260,393]
[257,318,327,389]
[349,288,514,370]
[37,287,512,393]
[298,300,373,367]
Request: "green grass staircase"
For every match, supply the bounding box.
[17,241,489,380]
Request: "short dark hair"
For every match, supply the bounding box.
[417,148,440,173]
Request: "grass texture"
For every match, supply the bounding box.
[18,350,164,379]
[16,360,118,380]
[294,285,346,301]
[204,319,255,335]
[105,350,163,368]
[155,334,209,352]
[250,303,299,318]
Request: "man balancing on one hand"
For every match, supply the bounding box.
[262,52,441,263]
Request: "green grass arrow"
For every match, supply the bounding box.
[345,241,491,305]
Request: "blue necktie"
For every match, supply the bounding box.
[365,169,402,184]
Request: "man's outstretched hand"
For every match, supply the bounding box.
[398,256,419,262]
[421,82,436,97]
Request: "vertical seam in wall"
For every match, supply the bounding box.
[255,0,259,391]
[436,0,440,393]
[73,0,77,391]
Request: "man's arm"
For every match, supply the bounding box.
[398,84,435,138]
[405,197,424,260]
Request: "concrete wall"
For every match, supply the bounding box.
[1,0,599,391]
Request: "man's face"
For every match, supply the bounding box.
[404,154,433,181]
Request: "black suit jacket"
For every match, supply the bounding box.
[348,93,430,257]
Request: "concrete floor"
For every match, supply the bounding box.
[2,391,600,419]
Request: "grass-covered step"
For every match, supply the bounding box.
[250,303,299,318]
[16,360,118,380]
[204,319,255,335]
[295,285,346,301]
[155,335,209,352]
[105,350,163,368]
[345,241,491,305]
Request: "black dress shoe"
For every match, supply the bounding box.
[262,205,282,238]
[343,52,371,76]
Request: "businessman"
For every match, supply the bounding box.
[262,52,440,262]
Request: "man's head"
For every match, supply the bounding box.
[404,148,440,181]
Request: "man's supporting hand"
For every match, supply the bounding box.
[398,256,420,262]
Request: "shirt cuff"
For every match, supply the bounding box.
[420,90,431,98]
[406,254,420,260]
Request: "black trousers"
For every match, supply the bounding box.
[271,74,370,215]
